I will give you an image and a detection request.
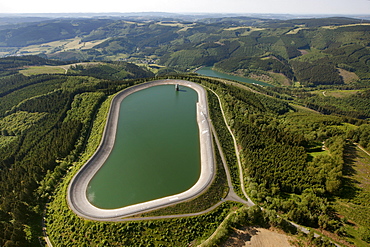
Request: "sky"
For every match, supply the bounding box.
[1,0,369,15]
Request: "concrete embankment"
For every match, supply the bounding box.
[67,79,215,221]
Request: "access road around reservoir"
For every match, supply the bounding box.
[67,79,215,221]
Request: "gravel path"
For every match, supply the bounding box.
[354,142,370,157]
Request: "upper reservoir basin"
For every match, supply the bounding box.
[87,84,200,209]
[67,80,214,220]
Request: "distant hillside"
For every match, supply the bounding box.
[0,16,369,86]
[0,19,113,46]
[0,55,154,99]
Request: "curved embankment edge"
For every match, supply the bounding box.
[67,79,215,221]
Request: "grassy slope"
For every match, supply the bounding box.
[335,143,370,246]
[19,66,66,75]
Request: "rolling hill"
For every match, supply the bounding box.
[1,16,369,86]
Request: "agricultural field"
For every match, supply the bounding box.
[19,65,66,75]
[16,37,108,56]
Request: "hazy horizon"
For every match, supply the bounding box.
[0,12,369,21]
[1,0,369,16]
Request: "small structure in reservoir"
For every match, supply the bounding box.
[175,84,179,91]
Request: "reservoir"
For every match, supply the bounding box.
[87,84,200,209]
[196,66,272,86]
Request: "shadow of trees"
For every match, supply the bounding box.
[340,143,361,200]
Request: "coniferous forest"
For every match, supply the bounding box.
[0,14,370,247]
[0,56,154,246]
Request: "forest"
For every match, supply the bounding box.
[188,75,370,245]
[0,56,154,246]
[0,14,369,247]
[41,73,352,246]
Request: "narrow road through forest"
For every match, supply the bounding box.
[354,142,370,157]
[207,87,255,206]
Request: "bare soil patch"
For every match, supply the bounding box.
[338,68,359,84]
[248,73,274,83]
[221,226,293,247]
[298,49,309,55]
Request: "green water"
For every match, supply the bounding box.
[87,85,200,209]
[196,66,273,86]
